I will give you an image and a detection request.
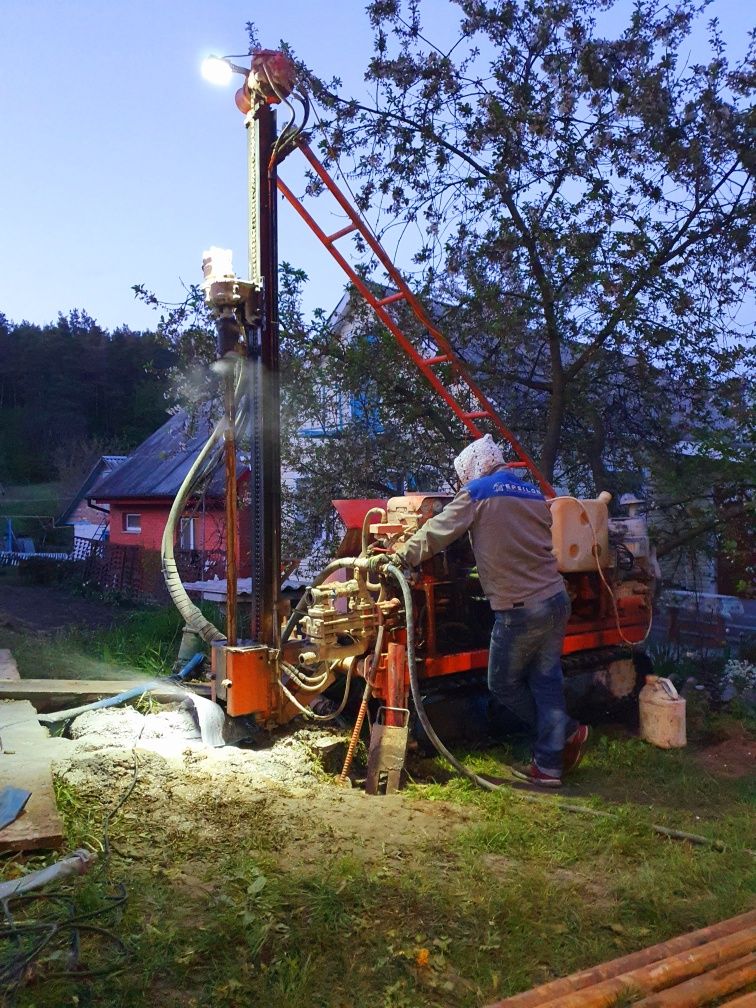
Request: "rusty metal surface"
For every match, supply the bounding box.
[365,706,410,795]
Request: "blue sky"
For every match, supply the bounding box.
[0,1,749,332]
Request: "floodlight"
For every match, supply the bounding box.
[201,56,233,86]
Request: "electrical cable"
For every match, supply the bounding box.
[0,720,146,1003]
[383,563,727,850]
[551,496,654,647]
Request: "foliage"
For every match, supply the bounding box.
[0,310,173,484]
[134,2,756,572]
[280,0,754,496]
[135,265,462,571]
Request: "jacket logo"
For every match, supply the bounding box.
[492,481,542,497]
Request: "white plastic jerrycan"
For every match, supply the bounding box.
[639,675,687,749]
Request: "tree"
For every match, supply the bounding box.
[0,310,172,485]
[287,0,754,489]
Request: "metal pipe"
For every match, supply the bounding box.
[511,928,756,1008]
[246,102,281,648]
[487,911,756,1008]
[633,952,755,1007]
[223,366,238,646]
[0,850,96,901]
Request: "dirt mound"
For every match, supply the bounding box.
[52,706,479,870]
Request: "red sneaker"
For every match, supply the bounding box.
[511,761,562,788]
[563,725,590,775]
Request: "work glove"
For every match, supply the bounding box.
[366,551,411,577]
[367,552,393,576]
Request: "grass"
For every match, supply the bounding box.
[0,604,752,1006]
[1,708,753,1008]
[0,482,69,550]
[1,597,223,680]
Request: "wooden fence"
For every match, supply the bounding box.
[3,538,228,602]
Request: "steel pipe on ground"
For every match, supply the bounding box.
[719,991,756,1006]
[497,927,756,1008]
[634,953,755,1007]
[487,911,756,1008]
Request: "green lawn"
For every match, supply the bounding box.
[0,605,753,1007]
[0,482,70,550]
[2,706,753,1007]
[2,604,189,680]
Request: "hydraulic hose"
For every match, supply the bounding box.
[276,557,365,723]
[278,657,355,721]
[161,372,247,644]
[384,564,730,849]
[385,563,502,793]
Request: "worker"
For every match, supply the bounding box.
[386,434,589,787]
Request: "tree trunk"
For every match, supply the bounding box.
[539,374,565,482]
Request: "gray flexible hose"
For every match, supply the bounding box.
[161,421,227,643]
[161,372,248,643]
[385,563,502,793]
[385,564,729,849]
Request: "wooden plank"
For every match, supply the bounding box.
[0,700,68,851]
[0,650,20,681]
[0,678,183,712]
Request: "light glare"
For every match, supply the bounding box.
[201,56,233,86]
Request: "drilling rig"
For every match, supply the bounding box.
[162,49,656,793]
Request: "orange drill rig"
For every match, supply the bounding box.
[166,49,655,792]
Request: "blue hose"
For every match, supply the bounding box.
[172,651,205,681]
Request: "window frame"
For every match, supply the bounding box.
[123,513,141,534]
[179,516,197,551]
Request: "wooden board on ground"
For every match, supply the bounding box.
[0,700,69,851]
[0,650,20,681]
[0,678,185,712]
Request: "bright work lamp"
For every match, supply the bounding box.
[201,55,233,86]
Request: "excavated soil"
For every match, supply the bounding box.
[52,704,479,869]
[694,724,755,780]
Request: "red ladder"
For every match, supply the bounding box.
[277,141,555,498]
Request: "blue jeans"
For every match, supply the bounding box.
[487,590,576,776]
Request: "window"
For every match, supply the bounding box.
[179,517,197,550]
[123,513,141,534]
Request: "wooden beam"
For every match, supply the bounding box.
[0,678,184,712]
[0,700,67,851]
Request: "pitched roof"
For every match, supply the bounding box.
[93,410,242,501]
[57,455,128,524]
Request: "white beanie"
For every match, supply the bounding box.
[454,434,505,484]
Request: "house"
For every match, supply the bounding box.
[91,410,251,574]
[57,455,127,540]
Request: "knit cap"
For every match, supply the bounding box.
[454,434,505,484]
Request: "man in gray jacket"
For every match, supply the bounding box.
[392,434,588,787]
